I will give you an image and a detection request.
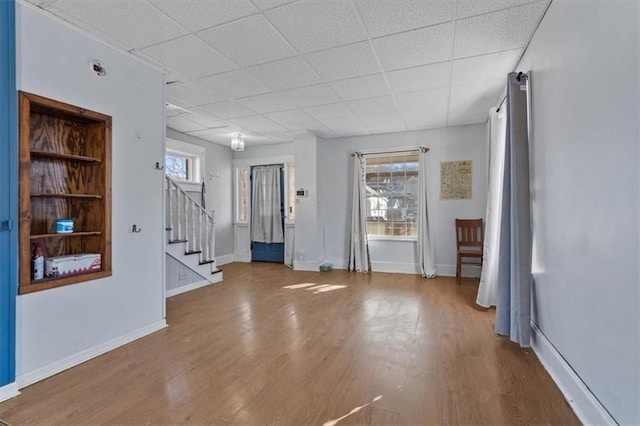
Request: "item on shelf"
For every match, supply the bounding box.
[45,253,101,278]
[55,218,74,233]
[32,243,44,280]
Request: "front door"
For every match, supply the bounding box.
[251,165,285,263]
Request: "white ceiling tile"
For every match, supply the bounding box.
[252,0,297,11]
[394,87,450,112]
[447,112,488,127]
[247,57,321,90]
[139,35,237,79]
[402,109,447,130]
[229,115,287,133]
[316,117,369,136]
[265,110,314,126]
[199,15,295,67]
[166,81,224,106]
[451,49,522,85]
[166,96,194,111]
[386,61,451,94]
[304,42,381,81]
[278,84,341,109]
[346,96,397,116]
[149,0,257,32]
[132,51,186,84]
[265,0,367,53]
[198,70,271,99]
[456,0,543,19]
[454,2,548,58]
[356,0,453,38]
[166,115,208,133]
[372,23,453,71]
[199,101,257,119]
[359,112,407,134]
[449,78,503,119]
[329,74,391,101]
[183,110,232,129]
[50,0,187,49]
[236,92,289,113]
[303,103,354,121]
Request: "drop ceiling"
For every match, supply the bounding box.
[27,0,550,147]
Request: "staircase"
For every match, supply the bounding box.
[165,176,222,291]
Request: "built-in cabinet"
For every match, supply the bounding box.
[18,92,112,294]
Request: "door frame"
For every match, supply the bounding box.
[0,0,17,391]
[250,164,285,263]
[232,155,294,264]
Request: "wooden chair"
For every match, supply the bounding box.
[455,219,484,283]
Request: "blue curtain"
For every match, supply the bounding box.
[495,72,532,347]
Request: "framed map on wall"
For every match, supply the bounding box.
[440,160,472,199]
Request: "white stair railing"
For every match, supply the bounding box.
[166,176,216,265]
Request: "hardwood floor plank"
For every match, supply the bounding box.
[0,263,579,425]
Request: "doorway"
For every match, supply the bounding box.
[251,165,285,263]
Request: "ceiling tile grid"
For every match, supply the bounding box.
[264,0,368,53]
[198,15,296,67]
[31,0,551,146]
[139,35,237,79]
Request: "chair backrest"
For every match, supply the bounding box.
[455,219,484,251]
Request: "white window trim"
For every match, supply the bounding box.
[166,138,205,192]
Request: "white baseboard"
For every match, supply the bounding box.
[0,382,20,402]
[293,260,319,271]
[215,254,234,266]
[16,320,167,389]
[234,252,251,263]
[166,274,222,298]
[435,264,482,278]
[530,322,616,426]
[371,260,420,274]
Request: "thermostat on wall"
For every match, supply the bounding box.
[296,188,308,198]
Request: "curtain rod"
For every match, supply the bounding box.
[351,147,429,157]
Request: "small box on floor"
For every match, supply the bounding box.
[45,253,101,278]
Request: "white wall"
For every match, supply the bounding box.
[233,142,294,160]
[15,3,166,384]
[166,128,234,258]
[518,1,639,424]
[318,125,487,274]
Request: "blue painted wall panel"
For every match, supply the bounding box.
[0,0,17,386]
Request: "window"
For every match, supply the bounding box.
[164,138,205,190]
[365,155,418,237]
[287,164,295,222]
[165,152,191,181]
[238,167,250,223]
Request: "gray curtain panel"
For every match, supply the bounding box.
[348,153,370,272]
[495,72,532,347]
[417,148,436,278]
[250,165,284,243]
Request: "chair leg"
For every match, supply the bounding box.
[456,255,461,284]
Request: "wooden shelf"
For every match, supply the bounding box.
[30,149,102,163]
[23,270,112,295]
[19,91,112,294]
[30,231,102,239]
[31,193,102,199]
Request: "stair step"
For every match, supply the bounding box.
[184,250,202,256]
[212,269,222,275]
[168,239,188,244]
[199,259,215,265]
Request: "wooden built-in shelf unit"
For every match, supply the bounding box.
[19,92,112,294]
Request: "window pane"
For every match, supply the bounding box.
[365,154,418,237]
[165,154,189,181]
[288,164,295,221]
[239,168,249,222]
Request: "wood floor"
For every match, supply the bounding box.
[0,263,579,425]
